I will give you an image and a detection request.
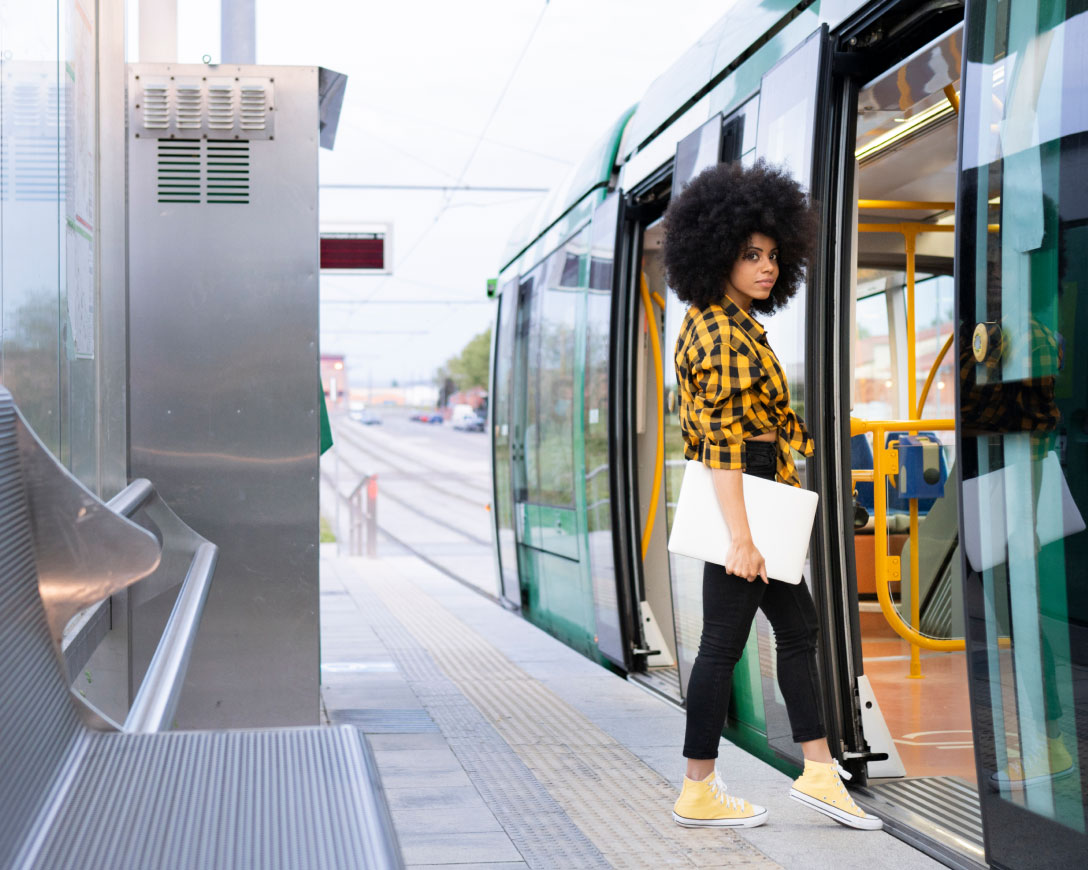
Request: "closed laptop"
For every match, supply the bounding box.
[667,460,819,584]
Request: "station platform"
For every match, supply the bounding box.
[319,548,945,869]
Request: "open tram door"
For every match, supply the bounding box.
[826,4,994,863]
[954,1,1088,865]
[830,2,1088,866]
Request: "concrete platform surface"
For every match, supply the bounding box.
[320,549,945,870]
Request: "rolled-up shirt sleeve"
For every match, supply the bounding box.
[690,329,761,470]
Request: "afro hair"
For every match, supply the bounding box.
[663,160,816,314]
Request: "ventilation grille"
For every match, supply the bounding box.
[143,83,170,130]
[206,141,250,204]
[133,75,274,140]
[0,73,65,202]
[208,83,234,131]
[155,140,250,205]
[175,84,202,130]
[157,140,201,203]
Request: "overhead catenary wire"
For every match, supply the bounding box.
[353,2,552,307]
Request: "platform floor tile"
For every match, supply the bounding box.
[323,554,946,870]
[324,557,778,869]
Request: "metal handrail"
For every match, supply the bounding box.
[851,417,961,661]
[638,272,665,561]
[14,403,217,732]
[107,478,155,518]
[124,541,218,732]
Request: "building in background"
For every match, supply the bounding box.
[320,354,349,407]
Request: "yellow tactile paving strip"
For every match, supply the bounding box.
[360,569,780,870]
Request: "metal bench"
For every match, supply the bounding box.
[0,388,402,869]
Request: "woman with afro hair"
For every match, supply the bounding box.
[666,161,882,832]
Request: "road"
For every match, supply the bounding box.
[320,407,500,598]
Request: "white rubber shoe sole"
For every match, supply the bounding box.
[672,805,769,828]
[789,789,883,830]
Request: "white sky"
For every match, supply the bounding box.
[167,0,730,388]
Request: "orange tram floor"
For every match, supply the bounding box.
[859,607,979,787]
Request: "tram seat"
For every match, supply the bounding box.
[851,434,875,519]
[0,389,402,870]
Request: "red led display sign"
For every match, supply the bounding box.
[320,234,385,270]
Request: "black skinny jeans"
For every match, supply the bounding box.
[683,441,826,759]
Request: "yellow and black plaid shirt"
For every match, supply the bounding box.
[674,296,813,487]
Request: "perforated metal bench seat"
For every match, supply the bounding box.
[26,726,394,869]
[0,389,401,869]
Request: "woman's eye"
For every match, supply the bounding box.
[769,252,778,261]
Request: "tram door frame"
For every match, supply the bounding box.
[613,171,673,674]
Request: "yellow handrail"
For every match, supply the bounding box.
[858,199,955,211]
[639,273,665,561]
[851,418,963,660]
[918,332,954,417]
[854,220,960,674]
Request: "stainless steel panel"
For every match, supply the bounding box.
[127,63,319,727]
[14,407,161,653]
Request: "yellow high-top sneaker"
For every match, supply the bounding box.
[672,771,768,828]
[991,735,1075,791]
[790,760,883,830]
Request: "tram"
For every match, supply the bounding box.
[487,2,1087,868]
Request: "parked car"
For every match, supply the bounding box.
[358,411,382,425]
[450,404,479,431]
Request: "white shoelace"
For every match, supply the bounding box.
[708,772,744,811]
[828,761,866,815]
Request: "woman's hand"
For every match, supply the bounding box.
[725,536,768,584]
[710,467,768,584]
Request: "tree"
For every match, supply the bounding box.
[436,327,491,392]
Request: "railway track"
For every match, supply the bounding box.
[331,421,491,508]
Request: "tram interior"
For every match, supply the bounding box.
[634,221,688,696]
[848,23,977,798]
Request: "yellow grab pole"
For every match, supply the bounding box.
[908,497,923,678]
[639,273,665,561]
[918,332,955,417]
[903,228,924,677]
[905,228,918,421]
[853,418,967,652]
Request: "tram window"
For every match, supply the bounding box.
[521,234,585,508]
[853,282,896,422]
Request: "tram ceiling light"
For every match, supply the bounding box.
[854,92,959,162]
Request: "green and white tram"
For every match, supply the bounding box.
[488,2,1088,867]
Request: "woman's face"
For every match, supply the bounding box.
[724,232,779,311]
